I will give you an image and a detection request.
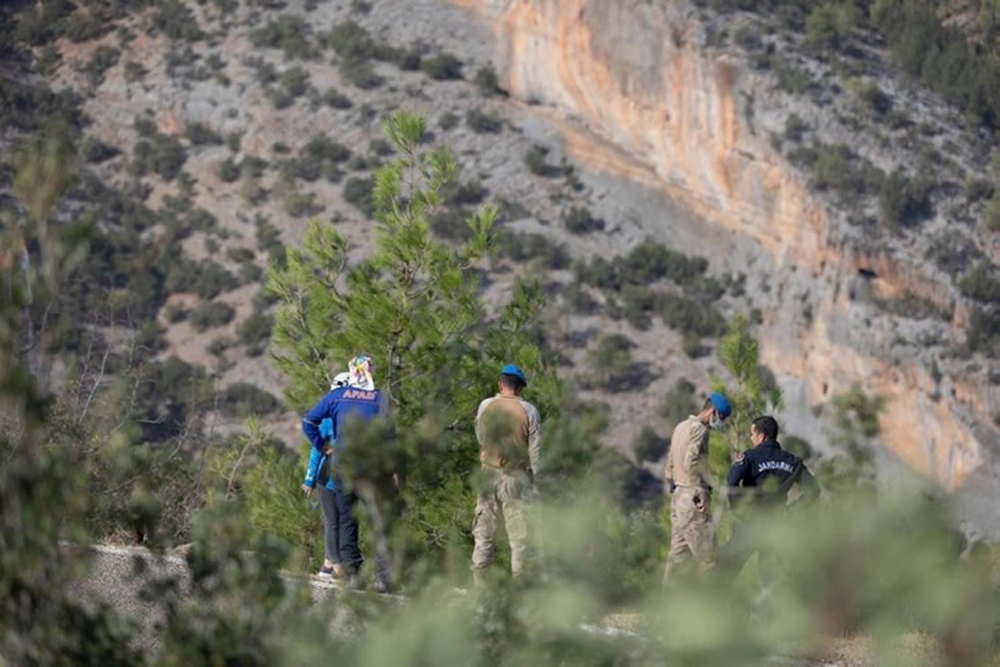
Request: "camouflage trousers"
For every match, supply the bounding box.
[471,466,532,576]
[663,486,716,582]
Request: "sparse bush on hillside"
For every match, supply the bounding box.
[499,231,570,270]
[185,122,222,146]
[282,188,320,218]
[783,113,809,143]
[662,378,698,428]
[190,300,236,331]
[524,144,560,177]
[967,177,994,204]
[444,180,487,206]
[81,136,118,164]
[193,261,239,300]
[850,79,893,116]
[634,425,669,463]
[987,192,1000,231]
[238,312,273,357]
[561,283,600,315]
[563,206,604,234]
[960,263,1000,303]
[339,58,383,89]
[429,208,474,243]
[968,306,1000,357]
[421,52,463,80]
[218,382,281,417]
[879,169,932,228]
[217,158,240,183]
[250,15,314,60]
[439,112,460,130]
[789,142,883,199]
[81,46,119,88]
[151,0,203,42]
[620,285,657,330]
[804,1,857,52]
[323,87,353,109]
[474,64,500,95]
[465,108,502,134]
[343,176,374,217]
[131,134,187,182]
[659,293,726,338]
[124,60,149,83]
[585,333,654,392]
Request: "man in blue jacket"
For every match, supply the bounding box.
[302,372,350,580]
[302,356,389,588]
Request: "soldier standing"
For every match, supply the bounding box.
[662,392,731,582]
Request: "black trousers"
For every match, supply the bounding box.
[334,488,362,570]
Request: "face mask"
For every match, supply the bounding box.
[709,414,725,431]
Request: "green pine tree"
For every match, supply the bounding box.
[267,110,563,572]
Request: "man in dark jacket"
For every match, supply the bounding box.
[722,416,818,582]
[726,416,818,505]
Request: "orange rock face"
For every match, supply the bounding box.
[461,0,987,491]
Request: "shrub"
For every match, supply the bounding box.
[151,0,203,42]
[429,208,474,243]
[783,113,809,143]
[227,247,256,263]
[879,169,932,228]
[633,426,669,463]
[193,261,239,300]
[561,283,600,315]
[190,300,236,331]
[323,87,353,109]
[218,382,281,417]
[805,2,856,52]
[225,131,243,153]
[658,293,726,338]
[339,59,383,89]
[987,192,1000,231]
[421,52,464,80]
[439,112,460,130]
[132,134,187,181]
[328,19,374,60]
[185,122,222,146]
[563,206,604,234]
[854,80,893,116]
[474,64,500,95]
[237,312,273,357]
[164,302,189,323]
[343,176,374,217]
[499,231,570,270]
[283,189,319,218]
[966,178,994,204]
[81,136,118,164]
[959,263,1000,303]
[208,336,232,357]
[465,108,502,134]
[662,379,697,428]
[524,145,558,177]
[249,15,314,60]
[967,307,1000,357]
[585,333,654,392]
[82,46,120,87]
[217,158,240,183]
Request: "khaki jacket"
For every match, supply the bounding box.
[475,395,541,474]
[664,415,711,490]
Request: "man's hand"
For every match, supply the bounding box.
[301,483,314,498]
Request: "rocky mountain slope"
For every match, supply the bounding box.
[5,0,1000,535]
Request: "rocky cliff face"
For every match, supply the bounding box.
[461,0,996,505]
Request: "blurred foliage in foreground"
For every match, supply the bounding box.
[3,102,1000,665]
